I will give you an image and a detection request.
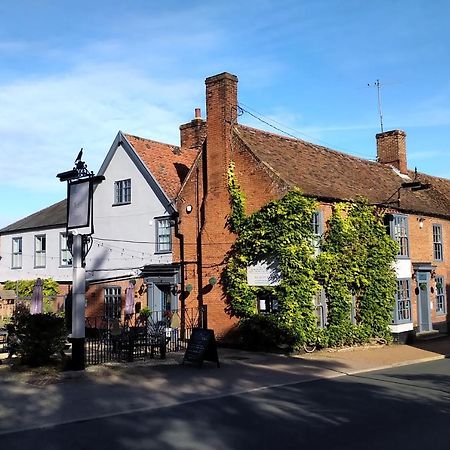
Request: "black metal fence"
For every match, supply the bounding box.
[84,306,207,366]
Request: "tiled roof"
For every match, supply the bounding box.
[0,199,67,234]
[235,125,450,218]
[124,134,198,201]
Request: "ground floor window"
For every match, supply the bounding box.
[104,286,121,319]
[393,279,412,324]
[257,292,278,314]
[435,276,446,315]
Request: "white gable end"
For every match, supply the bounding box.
[86,143,172,282]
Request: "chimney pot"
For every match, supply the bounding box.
[195,108,201,119]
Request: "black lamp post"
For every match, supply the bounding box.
[57,151,104,370]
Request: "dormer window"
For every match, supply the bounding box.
[114,179,131,205]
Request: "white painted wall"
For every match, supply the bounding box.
[86,144,172,282]
[0,227,72,282]
[393,258,413,279]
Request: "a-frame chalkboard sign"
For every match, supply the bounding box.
[182,328,220,367]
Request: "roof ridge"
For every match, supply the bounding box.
[236,123,379,168]
[123,132,180,150]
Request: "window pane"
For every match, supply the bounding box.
[104,287,121,319]
[394,279,411,323]
[35,235,46,267]
[114,179,131,204]
[157,218,172,252]
[433,225,443,261]
[435,276,446,314]
[12,237,22,268]
[60,233,72,266]
[393,216,409,257]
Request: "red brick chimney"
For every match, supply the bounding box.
[179,108,207,152]
[205,72,238,195]
[376,130,407,174]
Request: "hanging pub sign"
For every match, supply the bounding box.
[247,259,281,286]
[67,178,92,231]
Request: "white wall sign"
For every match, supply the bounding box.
[247,260,281,286]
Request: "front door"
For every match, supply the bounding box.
[417,271,432,332]
[148,284,174,324]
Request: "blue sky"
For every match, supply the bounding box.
[1,0,450,228]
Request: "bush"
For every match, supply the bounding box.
[9,305,68,366]
[238,314,296,351]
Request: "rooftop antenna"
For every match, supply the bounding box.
[368,79,384,132]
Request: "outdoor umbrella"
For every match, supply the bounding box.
[31,278,43,314]
[124,281,135,316]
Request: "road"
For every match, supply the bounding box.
[2,359,450,450]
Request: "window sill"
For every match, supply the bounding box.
[112,202,131,207]
[155,250,172,255]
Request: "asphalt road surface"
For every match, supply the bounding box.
[2,359,450,450]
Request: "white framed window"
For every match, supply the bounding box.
[12,237,22,269]
[114,178,131,205]
[104,286,121,319]
[34,234,46,268]
[391,215,409,258]
[433,224,443,261]
[435,276,446,315]
[311,211,323,254]
[393,279,412,324]
[156,217,172,253]
[60,232,72,267]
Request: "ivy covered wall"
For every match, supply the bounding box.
[224,162,399,350]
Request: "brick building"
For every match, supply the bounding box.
[174,72,450,341]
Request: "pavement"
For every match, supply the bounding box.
[0,336,449,436]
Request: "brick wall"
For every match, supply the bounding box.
[408,214,450,330]
[175,73,449,340]
[85,278,147,321]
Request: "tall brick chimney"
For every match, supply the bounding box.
[179,108,206,152]
[376,129,407,174]
[205,72,238,195]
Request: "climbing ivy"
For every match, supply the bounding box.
[224,163,398,351]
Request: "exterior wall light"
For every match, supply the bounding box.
[417,217,425,229]
[186,205,193,214]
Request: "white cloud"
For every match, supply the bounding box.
[0,63,202,192]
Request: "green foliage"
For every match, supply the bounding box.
[8,304,68,366]
[317,200,398,345]
[4,278,60,313]
[224,163,398,350]
[227,161,246,233]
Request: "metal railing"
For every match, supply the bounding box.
[84,306,207,366]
